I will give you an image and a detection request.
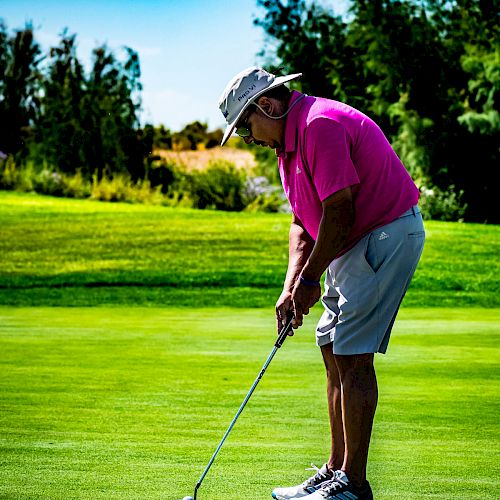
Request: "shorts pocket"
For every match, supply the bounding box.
[408,231,425,239]
[364,233,379,274]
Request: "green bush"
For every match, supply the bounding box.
[145,160,194,208]
[228,138,281,185]
[1,158,256,211]
[188,160,246,211]
[32,170,67,197]
[0,159,92,198]
[242,176,289,213]
[0,158,34,191]
[244,190,289,213]
[146,160,188,199]
[60,170,91,198]
[251,146,281,185]
[419,184,467,222]
[91,173,163,204]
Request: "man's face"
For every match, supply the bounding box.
[236,97,284,149]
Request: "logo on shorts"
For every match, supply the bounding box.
[296,165,302,174]
[378,231,389,240]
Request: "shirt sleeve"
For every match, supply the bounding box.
[304,118,360,202]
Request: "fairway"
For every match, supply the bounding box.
[1,307,498,499]
[1,192,499,308]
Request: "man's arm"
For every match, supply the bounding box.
[284,214,315,291]
[301,186,354,282]
[275,213,315,332]
[291,186,354,327]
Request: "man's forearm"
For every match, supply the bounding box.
[301,192,354,282]
[283,220,315,292]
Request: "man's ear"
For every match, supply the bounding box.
[256,96,273,115]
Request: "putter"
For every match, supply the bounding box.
[181,313,295,500]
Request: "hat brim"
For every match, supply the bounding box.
[220,72,302,146]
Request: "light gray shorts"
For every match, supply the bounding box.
[316,206,425,354]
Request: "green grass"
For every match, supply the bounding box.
[1,191,499,498]
[0,191,499,307]
[0,306,498,499]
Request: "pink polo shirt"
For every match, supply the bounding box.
[278,92,419,255]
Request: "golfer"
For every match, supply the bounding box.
[218,67,425,500]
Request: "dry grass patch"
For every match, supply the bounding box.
[155,146,256,171]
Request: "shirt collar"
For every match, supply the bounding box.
[277,91,306,157]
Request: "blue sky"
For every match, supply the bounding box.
[1,0,349,132]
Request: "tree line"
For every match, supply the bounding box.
[1,0,499,222]
[256,0,499,223]
[0,22,222,182]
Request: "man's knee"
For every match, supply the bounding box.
[333,353,374,377]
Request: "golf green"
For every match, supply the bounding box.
[0,307,498,499]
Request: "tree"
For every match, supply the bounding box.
[0,21,42,158]
[151,124,173,150]
[172,121,208,150]
[205,128,223,149]
[82,44,143,180]
[424,0,500,221]
[35,32,86,173]
[35,32,146,180]
[255,0,356,101]
[255,0,500,222]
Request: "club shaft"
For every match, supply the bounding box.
[194,315,293,497]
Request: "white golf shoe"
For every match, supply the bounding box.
[271,464,335,500]
[298,470,373,500]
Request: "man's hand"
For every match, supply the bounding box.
[291,278,321,328]
[275,289,294,335]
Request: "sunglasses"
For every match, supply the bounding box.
[235,110,254,138]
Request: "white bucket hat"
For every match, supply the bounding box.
[218,66,302,146]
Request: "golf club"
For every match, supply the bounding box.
[181,312,295,500]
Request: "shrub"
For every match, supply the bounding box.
[61,170,91,198]
[91,173,163,204]
[146,160,193,207]
[251,147,281,185]
[188,160,246,211]
[419,184,467,222]
[0,158,34,191]
[147,160,179,195]
[33,169,66,197]
[242,176,289,213]
[0,159,92,198]
[244,190,290,213]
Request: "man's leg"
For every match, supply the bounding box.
[320,343,344,471]
[334,353,378,488]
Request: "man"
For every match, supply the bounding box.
[218,67,425,500]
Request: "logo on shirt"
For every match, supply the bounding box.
[296,165,302,174]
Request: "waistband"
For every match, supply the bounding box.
[398,205,420,218]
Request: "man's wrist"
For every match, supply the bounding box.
[299,275,321,287]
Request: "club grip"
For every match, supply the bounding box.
[275,312,294,348]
